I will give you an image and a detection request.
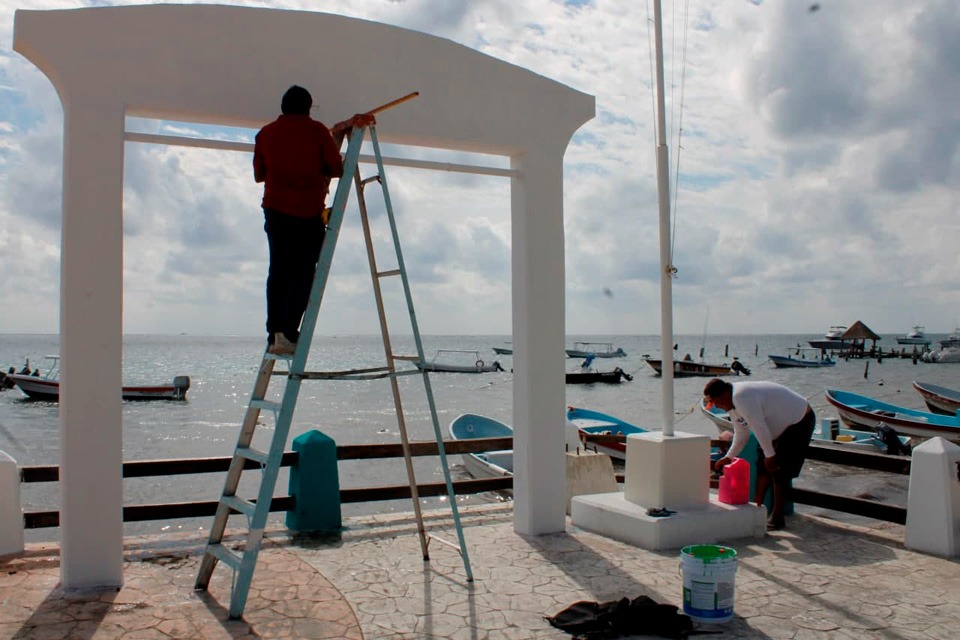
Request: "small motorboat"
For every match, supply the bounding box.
[565,355,633,384]
[642,356,750,378]
[7,356,190,402]
[698,398,733,433]
[825,389,960,442]
[565,406,650,460]
[491,343,513,355]
[912,381,960,416]
[448,413,513,480]
[564,342,627,358]
[768,347,835,368]
[415,350,505,373]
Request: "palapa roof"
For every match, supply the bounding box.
[842,321,881,341]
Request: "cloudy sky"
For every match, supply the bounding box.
[0,0,957,337]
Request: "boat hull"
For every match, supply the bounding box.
[825,389,960,441]
[416,361,503,373]
[913,381,960,416]
[768,355,835,368]
[566,406,649,460]
[448,414,514,481]
[565,368,632,384]
[7,374,189,401]
[565,349,626,359]
[808,339,848,350]
[643,358,738,378]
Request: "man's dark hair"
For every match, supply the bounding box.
[281,85,312,115]
[703,377,731,399]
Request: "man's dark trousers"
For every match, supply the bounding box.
[264,208,325,344]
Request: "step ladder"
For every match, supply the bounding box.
[195,98,473,618]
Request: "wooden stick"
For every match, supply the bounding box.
[365,91,419,116]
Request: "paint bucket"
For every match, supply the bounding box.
[680,544,738,623]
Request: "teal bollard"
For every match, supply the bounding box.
[286,430,341,532]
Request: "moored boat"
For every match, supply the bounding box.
[564,342,627,358]
[825,389,960,442]
[491,343,513,355]
[415,350,505,373]
[808,325,848,350]
[7,356,190,402]
[448,413,513,480]
[896,326,931,346]
[912,381,960,416]
[768,348,835,368]
[643,356,750,378]
[565,406,650,460]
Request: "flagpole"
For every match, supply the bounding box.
[653,0,675,437]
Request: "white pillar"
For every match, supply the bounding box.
[511,147,567,535]
[0,451,24,556]
[906,437,960,558]
[59,93,125,587]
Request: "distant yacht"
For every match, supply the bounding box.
[896,326,930,346]
[808,325,848,350]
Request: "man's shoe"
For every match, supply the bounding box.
[267,333,297,355]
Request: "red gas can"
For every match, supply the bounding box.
[718,457,750,505]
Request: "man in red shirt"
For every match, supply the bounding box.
[253,85,344,355]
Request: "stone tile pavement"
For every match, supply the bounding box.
[1,503,959,638]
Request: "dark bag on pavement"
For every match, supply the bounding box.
[546,595,718,639]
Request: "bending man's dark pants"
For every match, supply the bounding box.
[264,208,325,343]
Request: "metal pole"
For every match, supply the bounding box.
[653,0,675,436]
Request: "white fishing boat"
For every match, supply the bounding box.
[448,413,513,480]
[896,326,930,346]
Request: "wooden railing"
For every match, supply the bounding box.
[18,436,910,528]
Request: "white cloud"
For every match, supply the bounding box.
[0,0,958,338]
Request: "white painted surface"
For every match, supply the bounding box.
[624,431,711,510]
[571,493,766,550]
[565,451,617,515]
[906,437,960,558]
[13,4,594,584]
[0,451,24,556]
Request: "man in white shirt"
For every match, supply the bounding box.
[704,378,815,530]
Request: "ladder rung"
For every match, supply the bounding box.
[221,495,257,518]
[392,355,420,362]
[250,399,282,413]
[377,269,401,278]
[263,352,294,361]
[236,446,269,465]
[360,175,381,186]
[206,543,243,570]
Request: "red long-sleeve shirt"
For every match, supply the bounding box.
[253,114,344,218]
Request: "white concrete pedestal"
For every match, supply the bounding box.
[571,431,766,550]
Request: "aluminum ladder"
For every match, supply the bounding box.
[194,102,473,619]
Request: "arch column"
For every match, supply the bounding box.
[511,147,567,535]
[59,93,125,587]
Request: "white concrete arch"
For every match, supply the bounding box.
[14,4,594,588]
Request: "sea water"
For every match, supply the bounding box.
[1,332,958,541]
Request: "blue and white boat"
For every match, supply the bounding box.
[768,347,835,368]
[565,406,651,460]
[825,389,960,442]
[699,397,910,454]
[448,413,513,480]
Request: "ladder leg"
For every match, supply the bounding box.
[354,169,430,560]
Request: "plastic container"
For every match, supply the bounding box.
[680,544,738,623]
[717,457,750,505]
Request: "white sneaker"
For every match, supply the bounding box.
[268,333,297,355]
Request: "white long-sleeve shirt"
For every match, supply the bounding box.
[726,381,810,458]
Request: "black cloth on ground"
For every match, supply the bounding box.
[546,595,720,639]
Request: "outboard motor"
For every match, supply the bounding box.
[173,375,191,400]
[875,422,911,456]
[730,358,751,376]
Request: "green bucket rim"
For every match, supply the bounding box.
[680,544,738,563]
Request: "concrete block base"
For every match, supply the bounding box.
[571,492,766,550]
[565,450,618,515]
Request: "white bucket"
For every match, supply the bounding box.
[680,544,738,624]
